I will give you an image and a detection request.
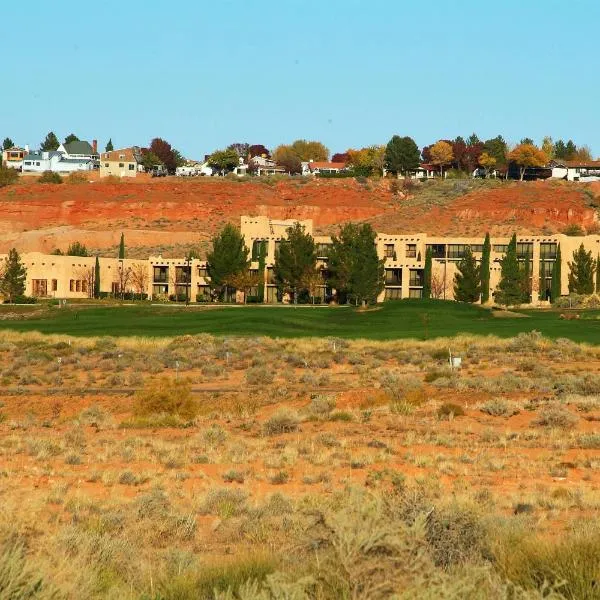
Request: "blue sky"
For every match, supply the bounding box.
[3,0,599,158]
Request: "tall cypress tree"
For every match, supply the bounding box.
[94,256,101,298]
[496,234,523,306]
[550,244,562,302]
[119,233,125,259]
[521,256,531,303]
[453,247,481,303]
[596,253,600,293]
[423,248,432,299]
[480,233,491,303]
[105,138,114,152]
[568,243,595,295]
[0,248,26,302]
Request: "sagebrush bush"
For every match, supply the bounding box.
[245,367,274,385]
[438,402,465,419]
[532,405,577,429]
[263,408,300,435]
[309,394,336,416]
[480,398,520,417]
[38,170,63,184]
[133,377,197,420]
[0,167,19,187]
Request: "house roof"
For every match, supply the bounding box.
[307,161,346,171]
[101,147,140,163]
[24,151,62,161]
[3,146,26,153]
[551,159,600,169]
[64,141,96,155]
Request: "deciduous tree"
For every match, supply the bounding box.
[208,148,239,174]
[40,131,60,151]
[478,152,496,176]
[384,136,420,176]
[274,222,317,302]
[596,253,600,293]
[429,141,454,176]
[130,262,149,299]
[140,150,163,171]
[248,144,270,159]
[568,243,595,295]
[508,144,547,180]
[227,142,250,159]
[272,145,302,174]
[207,224,250,301]
[453,247,481,303]
[149,138,181,172]
[0,248,26,302]
[347,146,385,176]
[331,152,349,163]
[541,136,554,159]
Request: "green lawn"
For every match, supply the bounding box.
[0,300,599,342]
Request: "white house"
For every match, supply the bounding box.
[57,140,98,162]
[22,151,95,173]
[250,155,286,176]
[302,160,347,176]
[550,160,600,182]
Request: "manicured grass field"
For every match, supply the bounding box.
[1,300,599,342]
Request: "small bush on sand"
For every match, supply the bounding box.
[198,488,248,517]
[438,403,465,419]
[245,367,274,385]
[263,408,300,436]
[66,171,88,184]
[38,170,63,184]
[532,405,577,429]
[309,394,336,416]
[0,167,19,187]
[133,377,197,420]
[480,398,520,417]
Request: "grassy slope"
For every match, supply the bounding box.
[1,300,599,343]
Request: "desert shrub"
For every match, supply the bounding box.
[379,370,423,401]
[268,470,289,485]
[309,394,336,416]
[577,433,600,449]
[480,398,520,417]
[66,171,88,184]
[222,469,245,484]
[133,377,197,420]
[532,405,577,429]
[202,424,227,448]
[0,167,19,187]
[263,408,300,436]
[329,410,353,422]
[245,367,273,385]
[562,223,585,236]
[198,488,248,517]
[38,170,63,184]
[438,402,465,419]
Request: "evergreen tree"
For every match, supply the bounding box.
[423,248,432,299]
[480,233,491,303]
[94,256,100,299]
[67,241,88,257]
[256,241,267,303]
[207,224,250,301]
[521,256,531,303]
[453,247,481,303]
[568,243,595,295]
[0,248,27,302]
[2,137,14,150]
[550,244,562,302]
[274,222,317,302]
[384,135,420,175]
[119,233,125,259]
[328,223,384,305]
[496,234,524,306]
[64,133,79,144]
[596,254,600,294]
[105,138,114,152]
[40,131,60,151]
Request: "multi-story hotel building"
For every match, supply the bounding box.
[1,216,598,304]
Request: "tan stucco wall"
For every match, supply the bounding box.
[99,161,137,178]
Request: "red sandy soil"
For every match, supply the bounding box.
[0,177,597,254]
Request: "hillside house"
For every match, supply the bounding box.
[99,147,143,178]
[302,161,347,176]
[550,160,600,182]
[22,150,96,173]
[57,140,99,164]
[1,146,27,170]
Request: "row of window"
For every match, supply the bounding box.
[104,162,135,170]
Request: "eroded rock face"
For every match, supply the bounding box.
[0,178,596,254]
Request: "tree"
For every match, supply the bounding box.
[565,140,577,160]
[550,245,561,302]
[331,152,349,163]
[462,134,484,172]
[384,135,420,176]
[119,233,125,260]
[130,262,149,299]
[520,137,534,146]
[430,271,446,299]
[228,270,262,303]
[75,266,95,298]
[0,248,26,302]
[2,137,14,150]
[274,222,317,302]
[478,152,496,176]
[429,141,454,176]
[568,243,595,295]
[483,135,508,167]
[596,253,600,293]
[140,150,163,171]
[347,146,385,176]
[227,142,250,159]
[207,224,250,301]
[40,131,60,151]
[554,140,567,160]
[64,133,79,144]
[67,241,88,257]
[423,248,432,299]
[149,138,180,172]
[105,138,114,152]
[300,268,325,304]
[572,146,592,163]
[94,256,100,299]
[248,144,270,159]
[453,247,481,303]
[289,139,328,161]
[480,233,491,303]
[541,136,554,160]
[521,255,531,303]
[208,148,240,174]
[508,144,547,180]
[496,234,524,306]
[272,145,302,174]
[327,223,384,305]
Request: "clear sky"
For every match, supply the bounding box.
[3,0,599,158]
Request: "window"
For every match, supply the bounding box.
[104,163,109,168]
[406,244,417,258]
[274,241,281,256]
[128,164,135,170]
[409,288,423,299]
[153,284,168,296]
[76,280,81,292]
[81,280,88,293]
[409,269,423,287]
[266,267,275,284]
[36,162,40,166]
[447,244,472,259]
[426,244,446,259]
[540,243,557,259]
[385,268,401,285]
[69,279,75,292]
[119,154,125,159]
[153,266,168,283]
[118,162,124,168]
[493,244,508,254]
[470,244,484,253]
[31,279,48,297]
[384,244,395,258]
[266,287,279,303]
[385,288,402,300]
[175,265,191,283]
[539,261,554,278]
[197,267,208,278]
[316,243,331,259]
[112,282,121,294]
[516,242,533,258]
[252,240,267,260]
[51,279,57,292]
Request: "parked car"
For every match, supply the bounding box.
[175,166,197,177]
[151,167,167,177]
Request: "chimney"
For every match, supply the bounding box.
[92,140,98,153]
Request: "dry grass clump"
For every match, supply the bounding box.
[308,394,336,417]
[532,405,578,429]
[133,377,197,421]
[438,402,465,419]
[480,398,520,417]
[262,409,300,436]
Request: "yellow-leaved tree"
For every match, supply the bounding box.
[429,141,454,176]
[508,144,548,181]
[478,152,496,177]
